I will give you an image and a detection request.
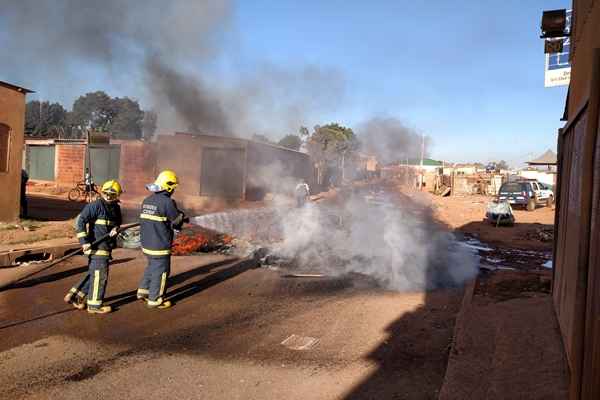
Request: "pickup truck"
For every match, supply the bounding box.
[497,180,554,211]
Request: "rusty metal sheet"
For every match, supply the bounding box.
[0,242,80,268]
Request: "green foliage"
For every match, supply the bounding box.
[25,101,67,137]
[68,91,145,139]
[110,97,144,139]
[307,123,359,163]
[68,91,115,132]
[278,134,302,151]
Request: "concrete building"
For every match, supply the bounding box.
[552,2,600,398]
[25,137,119,188]
[0,81,33,222]
[453,163,479,175]
[155,133,312,209]
[25,132,313,209]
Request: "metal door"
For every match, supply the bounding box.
[26,145,56,181]
[86,145,121,184]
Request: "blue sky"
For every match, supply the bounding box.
[230,0,570,164]
[3,0,570,165]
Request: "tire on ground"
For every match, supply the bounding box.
[68,188,81,202]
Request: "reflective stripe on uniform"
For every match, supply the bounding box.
[84,249,111,256]
[76,232,87,238]
[69,287,86,297]
[159,272,167,296]
[87,299,102,306]
[95,219,116,225]
[91,270,100,304]
[142,248,171,256]
[137,288,149,294]
[140,213,168,222]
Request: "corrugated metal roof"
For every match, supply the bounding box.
[0,80,34,93]
[527,150,557,165]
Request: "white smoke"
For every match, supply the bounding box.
[273,192,478,291]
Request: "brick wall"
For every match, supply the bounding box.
[55,144,85,187]
[118,140,157,197]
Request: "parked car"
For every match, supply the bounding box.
[497,180,554,211]
[537,182,555,204]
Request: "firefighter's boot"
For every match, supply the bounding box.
[87,305,112,314]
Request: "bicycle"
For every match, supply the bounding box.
[68,181,100,203]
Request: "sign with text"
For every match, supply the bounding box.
[544,9,571,87]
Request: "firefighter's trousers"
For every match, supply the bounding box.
[70,256,110,308]
[138,255,170,306]
[70,256,109,309]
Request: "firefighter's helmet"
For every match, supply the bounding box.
[101,180,122,201]
[154,170,179,193]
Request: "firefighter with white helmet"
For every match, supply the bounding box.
[64,179,123,314]
[137,170,186,309]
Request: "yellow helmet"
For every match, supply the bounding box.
[101,180,122,201]
[154,170,179,193]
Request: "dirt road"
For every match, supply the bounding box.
[1,249,462,399]
[429,194,554,252]
[0,185,564,399]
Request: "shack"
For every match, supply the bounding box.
[0,81,33,221]
[552,2,600,398]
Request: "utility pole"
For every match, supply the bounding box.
[419,133,425,189]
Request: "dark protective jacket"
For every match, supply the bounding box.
[140,191,184,257]
[75,199,122,257]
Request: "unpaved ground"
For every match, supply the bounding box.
[429,194,554,251]
[439,270,568,400]
[1,185,567,399]
[0,249,463,400]
[420,192,568,398]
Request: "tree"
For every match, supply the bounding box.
[306,123,360,184]
[142,110,158,140]
[110,97,144,139]
[69,91,115,134]
[278,134,302,151]
[68,91,145,139]
[307,123,359,162]
[25,100,67,137]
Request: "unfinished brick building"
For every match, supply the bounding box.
[0,81,33,221]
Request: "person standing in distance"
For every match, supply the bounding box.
[137,170,185,309]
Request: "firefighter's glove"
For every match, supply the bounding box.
[109,227,118,237]
[172,212,185,227]
[82,243,92,252]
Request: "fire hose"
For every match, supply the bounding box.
[0,222,140,289]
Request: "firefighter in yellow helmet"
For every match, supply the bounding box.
[64,180,123,314]
[137,170,186,309]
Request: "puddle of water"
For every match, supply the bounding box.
[461,239,493,252]
[461,235,551,271]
